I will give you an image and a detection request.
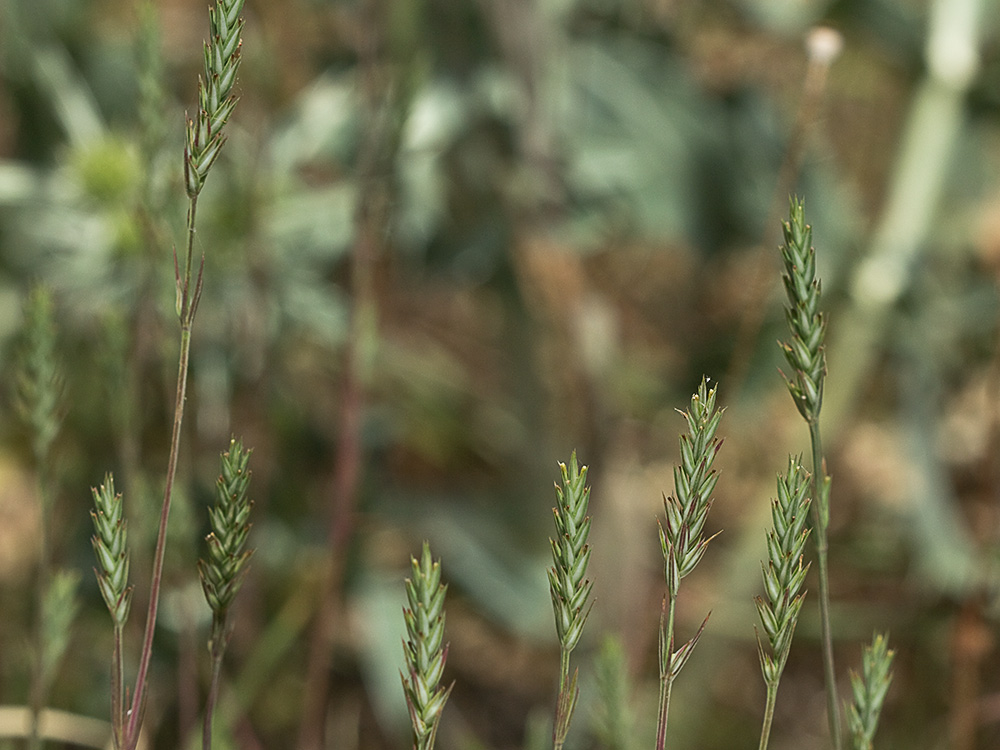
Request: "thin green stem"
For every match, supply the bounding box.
[558,648,571,701]
[112,625,125,749]
[554,648,571,750]
[123,194,201,750]
[29,477,58,750]
[655,596,677,750]
[203,622,226,750]
[758,681,779,750]
[758,637,796,750]
[29,477,55,750]
[809,421,841,750]
[28,578,46,750]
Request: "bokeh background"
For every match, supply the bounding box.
[1,0,1000,748]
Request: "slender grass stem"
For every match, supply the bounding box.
[123,328,191,748]
[655,596,677,750]
[558,648,571,703]
[809,423,841,750]
[123,193,202,750]
[112,625,124,749]
[28,489,53,750]
[203,629,225,750]
[758,682,778,750]
[757,622,798,750]
[554,648,572,750]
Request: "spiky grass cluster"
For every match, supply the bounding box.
[198,439,254,750]
[91,476,132,628]
[184,0,246,198]
[549,452,594,654]
[846,633,895,750]
[656,377,723,750]
[401,543,452,750]
[755,459,812,750]
[659,378,723,602]
[778,196,827,425]
[199,438,255,626]
[16,287,63,470]
[548,452,593,750]
[756,458,811,683]
[90,474,131,748]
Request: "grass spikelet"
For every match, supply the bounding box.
[15,286,63,474]
[755,458,812,750]
[548,452,594,750]
[778,197,827,425]
[91,475,132,629]
[198,438,254,750]
[199,438,255,625]
[90,474,131,748]
[846,633,895,750]
[655,376,723,750]
[184,0,246,198]
[401,542,453,750]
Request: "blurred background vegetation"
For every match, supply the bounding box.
[1,0,1000,748]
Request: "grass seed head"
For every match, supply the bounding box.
[778,197,827,423]
[90,474,132,628]
[401,543,453,750]
[198,438,254,624]
[548,452,594,652]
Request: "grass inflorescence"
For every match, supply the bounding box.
[42,5,899,745]
[777,197,841,747]
[846,633,895,750]
[778,198,894,750]
[401,543,453,750]
[656,376,723,750]
[183,0,245,199]
[88,0,249,747]
[90,475,131,748]
[548,452,594,750]
[198,438,255,750]
[755,458,812,750]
